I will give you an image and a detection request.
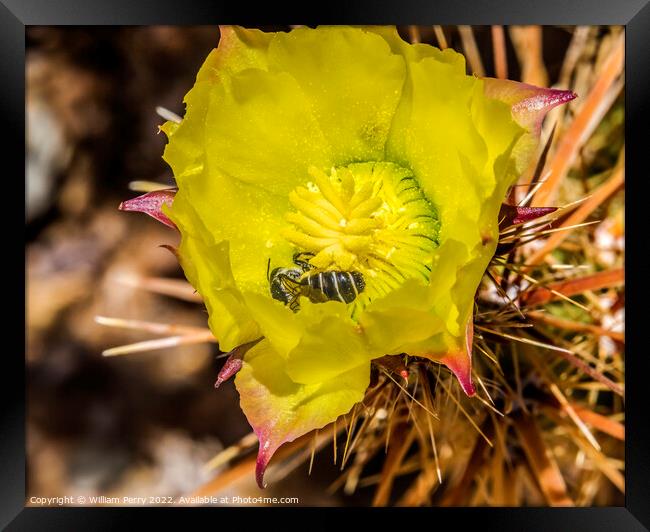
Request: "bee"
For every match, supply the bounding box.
[267,252,365,312]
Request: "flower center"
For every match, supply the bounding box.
[282,162,440,313]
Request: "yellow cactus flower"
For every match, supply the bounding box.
[133,25,576,487]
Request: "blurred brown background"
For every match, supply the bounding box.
[26,25,612,506]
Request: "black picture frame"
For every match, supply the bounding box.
[10,1,649,529]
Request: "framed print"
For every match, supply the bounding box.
[8,0,650,529]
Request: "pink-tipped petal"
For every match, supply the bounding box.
[214,339,261,388]
[235,340,369,489]
[119,189,177,229]
[441,353,475,397]
[214,357,243,389]
[440,319,476,397]
[255,431,275,489]
[499,203,557,228]
[483,78,577,134]
[510,206,557,224]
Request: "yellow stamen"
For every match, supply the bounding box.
[283,162,441,312]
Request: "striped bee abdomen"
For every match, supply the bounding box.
[305,271,365,304]
[267,253,366,311]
